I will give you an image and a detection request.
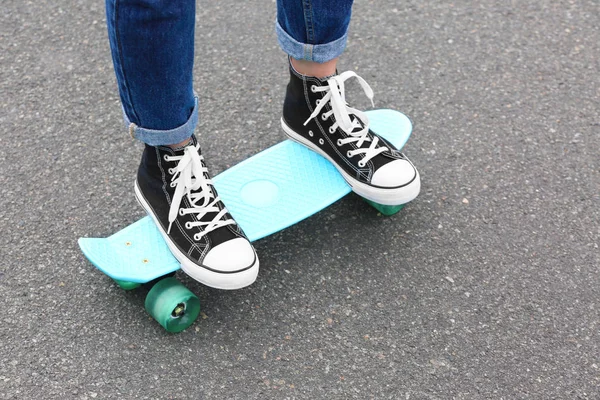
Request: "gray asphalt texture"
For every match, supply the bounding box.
[1,0,599,398]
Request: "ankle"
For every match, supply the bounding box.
[290,57,338,79]
[166,137,192,150]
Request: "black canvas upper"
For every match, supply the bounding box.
[136,136,247,264]
[282,65,412,188]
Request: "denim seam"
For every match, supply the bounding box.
[113,0,140,126]
[302,0,315,43]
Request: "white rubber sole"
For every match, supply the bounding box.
[281,119,421,206]
[134,181,259,290]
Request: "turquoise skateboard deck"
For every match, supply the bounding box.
[78,109,412,332]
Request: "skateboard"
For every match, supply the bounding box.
[78,109,413,332]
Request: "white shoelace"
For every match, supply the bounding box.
[303,71,388,167]
[165,144,234,240]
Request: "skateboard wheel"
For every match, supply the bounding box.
[114,279,142,291]
[144,277,200,333]
[364,199,405,216]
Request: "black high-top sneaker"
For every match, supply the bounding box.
[134,136,259,290]
[281,63,420,205]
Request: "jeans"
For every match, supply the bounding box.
[105,0,354,145]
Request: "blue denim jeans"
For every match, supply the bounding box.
[105,0,354,145]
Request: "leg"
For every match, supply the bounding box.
[276,0,353,63]
[105,0,197,146]
[105,0,259,289]
[276,0,421,206]
[276,0,353,76]
[290,57,338,79]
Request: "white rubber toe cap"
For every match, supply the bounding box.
[371,159,417,188]
[203,238,257,273]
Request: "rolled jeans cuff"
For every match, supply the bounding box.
[276,20,347,63]
[123,96,199,146]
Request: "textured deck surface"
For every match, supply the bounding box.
[78,109,412,282]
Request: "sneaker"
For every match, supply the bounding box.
[134,136,259,290]
[281,63,420,206]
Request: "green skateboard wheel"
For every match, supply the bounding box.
[114,279,142,291]
[364,199,405,216]
[144,277,200,333]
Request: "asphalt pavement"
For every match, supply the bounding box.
[1,0,599,398]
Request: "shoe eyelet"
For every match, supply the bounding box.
[328,126,335,134]
[163,155,170,162]
[315,99,321,106]
[170,182,176,188]
[179,208,184,216]
[168,168,175,175]
[319,138,324,145]
[347,151,353,158]
[311,85,317,93]
[193,234,200,241]
[337,139,343,147]
[185,222,192,229]
[358,161,366,167]
[308,130,314,137]
[321,114,328,121]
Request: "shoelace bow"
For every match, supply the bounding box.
[304,71,389,167]
[165,144,234,240]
